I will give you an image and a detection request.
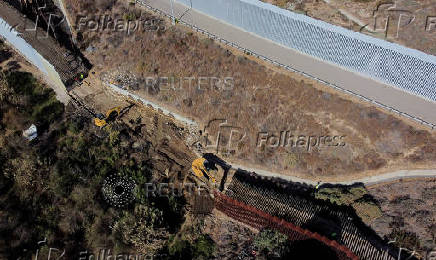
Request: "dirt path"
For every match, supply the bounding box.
[231,163,436,186]
[321,0,374,31]
[102,82,436,186]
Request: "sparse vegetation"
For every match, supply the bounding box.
[166,233,216,259]
[123,12,136,21]
[387,229,421,251]
[0,64,189,258]
[253,229,290,258]
[192,234,216,259]
[66,0,436,180]
[369,179,436,254]
[315,186,382,223]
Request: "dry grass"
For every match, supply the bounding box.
[368,179,436,252]
[65,0,436,179]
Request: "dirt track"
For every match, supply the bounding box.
[232,163,436,186]
[0,1,87,86]
[100,82,436,186]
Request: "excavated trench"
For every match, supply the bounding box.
[0,0,91,88]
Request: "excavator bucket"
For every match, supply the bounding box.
[94,118,107,127]
[192,158,216,183]
[106,107,121,118]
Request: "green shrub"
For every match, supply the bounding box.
[315,186,382,222]
[32,99,64,125]
[387,229,421,250]
[6,71,37,95]
[113,205,166,249]
[315,186,367,205]
[253,229,290,257]
[192,235,215,259]
[123,13,136,21]
[168,235,193,259]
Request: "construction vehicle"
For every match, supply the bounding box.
[94,107,122,127]
[67,92,134,128]
[192,157,217,183]
[93,103,136,128]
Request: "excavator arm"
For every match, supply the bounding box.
[192,158,216,183]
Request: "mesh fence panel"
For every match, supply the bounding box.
[176,0,436,102]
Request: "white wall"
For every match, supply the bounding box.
[176,0,436,102]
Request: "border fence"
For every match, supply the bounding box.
[175,0,436,102]
[0,16,69,102]
[0,1,88,89]
[0,18,47,75]
[136,0,436,130]
[224,171,415,260]
[214,191,359,260]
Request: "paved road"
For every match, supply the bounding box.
[232,162,436,186]
[141,0,436,126]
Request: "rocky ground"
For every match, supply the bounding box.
[368,178,436,254]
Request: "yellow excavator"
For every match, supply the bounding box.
[192,157,217,183]
[68,89,134,128]
[94,107,122,127]
[93,103,135,128]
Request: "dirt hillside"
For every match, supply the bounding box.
[64,0,436,180]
